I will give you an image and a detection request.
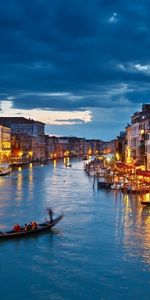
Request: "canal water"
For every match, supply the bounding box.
[0,159,150,300]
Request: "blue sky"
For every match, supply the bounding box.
[0,0,149,141]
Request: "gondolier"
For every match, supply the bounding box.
[47,208,54,222]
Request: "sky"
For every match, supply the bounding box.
[0,0,150,141]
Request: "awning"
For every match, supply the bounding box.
[115,162,133,169]
[136,170,150,178]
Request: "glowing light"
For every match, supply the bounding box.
[106,157,111,162]
[28,151,33,157]
[53,153,57,159]
[116,152,120,161]
[19,151,23,157]
[64,151,69,157]
[88,148,92,155]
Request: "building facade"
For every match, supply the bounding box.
[0,117,45,161]
[0,125,11,162]
[126,104,150,170]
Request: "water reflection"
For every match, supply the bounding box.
[0,159,150,300]
[28,164,33,198]
[119,193,150,266]
[53,159,56,168]
[16,168,23,200]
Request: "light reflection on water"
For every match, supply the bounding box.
[0,159,150,300]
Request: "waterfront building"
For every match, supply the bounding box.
[125,124,132,164]
[84,139,104,156]
[0,125,11,162]
[0,117,45,161]
[68,137,85,156]
[45,135,58,159]
[57,137,69,158]
[131,111,142,163]
[145,129,150,171]
[45,136,97,159]
[115,131,126,162]
[101,140,116,156]
[11,133,37,162]
[126,104,150,170]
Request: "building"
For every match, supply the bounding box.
[68,137,85,156]
[101,140,116,156]
[145,129,150,171]
[84,139,104,156]
[125,124,132,164]
[11,133,37,162]
[115,131,126,162]
[0,117,45,161]
[0,125,11,162]
[126,104,150,170]
[56,137,69,158]
[45,135,58,160]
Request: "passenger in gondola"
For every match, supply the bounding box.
[27,222,32,230]
[24,224,28,231]
[31,221,38,229]
[13,224,21,232]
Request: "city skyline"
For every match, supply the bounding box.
[0,1,150,140]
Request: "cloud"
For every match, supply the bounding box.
[118,63,150,74]
[109,12,118,23]
[0,0,150,139]
[0,101,92,125]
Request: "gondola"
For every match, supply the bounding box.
[141,201,150,206]
[0,214,63,239]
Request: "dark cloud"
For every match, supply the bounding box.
[0,0,150,138]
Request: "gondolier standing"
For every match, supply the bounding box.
[48,208,53,222]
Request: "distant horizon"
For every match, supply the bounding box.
[0,107,137,142]
[45,126,116,142]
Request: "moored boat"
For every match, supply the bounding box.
[111,182,123,190]
[82,155,88,160]
[0,163,11,176]
[97,181,112,189]
[124,185,149,194]
[64,163,72,167]
[0,214,63,239]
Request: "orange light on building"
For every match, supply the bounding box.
[116,152,120,161]
[88,148,92,155]
[28,151,32,157]
[64,151,69,157]
[53,152,57,159]
[19,151,23,157]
